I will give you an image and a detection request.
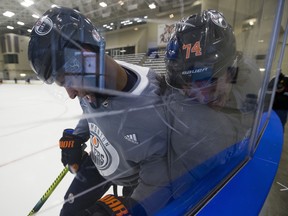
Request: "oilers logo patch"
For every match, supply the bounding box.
[89,123,120,176]
[35,16,53,36]
[209,11,228,28]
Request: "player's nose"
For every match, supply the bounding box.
[65,87,78,99]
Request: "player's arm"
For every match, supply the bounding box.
[73,119,90,138]
[80,156,172,215]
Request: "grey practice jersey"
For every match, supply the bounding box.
[73,61,171,215]
[167,53,260,201]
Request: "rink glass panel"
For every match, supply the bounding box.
[5,0,285,215]
[155,0,283,214]
[70,0,282,213]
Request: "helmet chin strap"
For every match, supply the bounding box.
[86,93,108,109]
[76,75,109,109]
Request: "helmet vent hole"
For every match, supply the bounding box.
[70,13,80,22]
[213,29,221,41]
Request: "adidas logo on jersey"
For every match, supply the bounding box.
[124,134,139,144]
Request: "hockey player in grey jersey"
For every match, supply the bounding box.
[28,7,171,216]
[164,10,260,208]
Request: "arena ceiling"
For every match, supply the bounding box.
[0,0,199,36]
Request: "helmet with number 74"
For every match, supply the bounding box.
[165,9,237,104]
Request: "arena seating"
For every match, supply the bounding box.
[113,53,146,65]
[113,51,166,75]
[142,52,166,75]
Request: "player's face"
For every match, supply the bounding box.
[182,79,217,104]
[55,47,99,102]
[65,85,96,102]
[56,72,95,102]
[182,73,232,106]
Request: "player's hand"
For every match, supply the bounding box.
[59,129,87,173]
[80,194,147,216]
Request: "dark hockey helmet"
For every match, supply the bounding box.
[165,9,237,89]
[28,6,106,89]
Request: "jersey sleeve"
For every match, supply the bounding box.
[130,155,172,216]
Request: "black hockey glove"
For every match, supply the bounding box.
[81,194,147,216]
[59,128,87,173]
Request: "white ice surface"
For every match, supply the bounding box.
[0,83,116,215]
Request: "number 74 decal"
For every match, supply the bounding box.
[182,41,202,59]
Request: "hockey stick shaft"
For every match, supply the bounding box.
[28,143,87,215]
[27,166,69,215]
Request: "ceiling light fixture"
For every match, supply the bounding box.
[99,2,107,7]
[7,26,14,30]
[149,3,156,9]
[17,21,25,26]
[20,0,34,7]
[32,14,40,19]
[3,11,15,17]
[192,0,201,6]
[244,18,257,26]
